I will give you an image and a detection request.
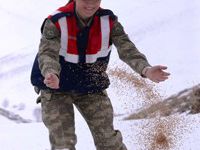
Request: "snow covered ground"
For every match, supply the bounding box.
[0,0,200,149]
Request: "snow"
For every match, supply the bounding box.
[0,0,200,149]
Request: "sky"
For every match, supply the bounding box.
[0,0,200,149]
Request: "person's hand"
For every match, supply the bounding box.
[44,73,59,89]
[144,65,170,83]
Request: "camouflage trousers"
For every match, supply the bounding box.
[39,90,127,150]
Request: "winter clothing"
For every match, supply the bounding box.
[39,90,127,150]
[31,2,116,93]
[31,1,151,150]
[31,1,150,93]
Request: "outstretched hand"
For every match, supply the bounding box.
[44,73,60,89]
[145,65,170,83]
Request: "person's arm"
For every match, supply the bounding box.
[111,20,151,75]
[38,19,61,89]
[111,20,170,83]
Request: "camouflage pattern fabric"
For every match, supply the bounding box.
[38,19,61,78]
[38,18,150,78]
[111,21,151,74]
[37,11,151,150]
[39,90,127,150]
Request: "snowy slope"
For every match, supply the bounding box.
[0,0,200,149]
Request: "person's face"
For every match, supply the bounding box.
[75,0,101,19]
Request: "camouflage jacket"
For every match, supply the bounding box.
[38,19,150,76]
[31,8,151,93]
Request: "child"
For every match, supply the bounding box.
[31,0,170,150]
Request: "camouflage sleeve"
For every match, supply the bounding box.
[111,20,151,75]
[38,19,61,77]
